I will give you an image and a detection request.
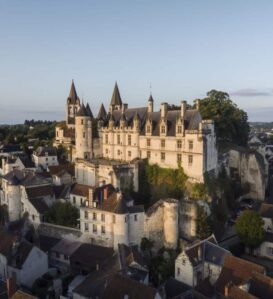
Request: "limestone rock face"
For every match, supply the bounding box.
[228,149,268,201]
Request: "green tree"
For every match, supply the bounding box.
[235,210,265,249]
[196,205,211,239]
[190,183,209,200]
[44,202,79,228]
[196,90,249,145]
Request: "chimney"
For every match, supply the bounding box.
[122,103,128,113]
[196,99,201,110]
[224,282,232,297]
[7,276,17,299]
[181,101,187,118]
[89,188,94,203]
[160,103,168,118]
[103,186,108,200]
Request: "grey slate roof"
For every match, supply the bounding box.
[76,104,89,117]
[110,82,122,107]
[34,146,57,157]
[97,103,107,119]
[86,103,94,118]
[29,198,49,214]
[67,80,80,104]
[51,239,82,256]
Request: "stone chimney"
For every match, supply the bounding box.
[160,103,168,118]
[89,188,94,203]
[122,103,128,113]
[181,101,187,118]
[7,276,17,299]
[104,186,109,200]
[196,99,201,110]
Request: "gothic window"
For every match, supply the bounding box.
[161,139,165,148]
[105,134,108,144]
[177,125,182,134]
[117,134,121,145]
[147,139,151,147]
[177,140,182,149]
[147,125,151,134]
[177,154,182,163]
[161,125,166,134]
[128,135,131,145]
[188,155,193,165]
[189,140,193,150]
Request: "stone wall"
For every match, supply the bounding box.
[37,222,82,240]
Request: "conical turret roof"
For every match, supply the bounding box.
[86,103,93,118]
[97,103,107,119]
[148,94,154,102]
[76,104,89,117]
[67,80,80,104]
[110,82,122,107]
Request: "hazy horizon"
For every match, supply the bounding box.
[1,0,273,124]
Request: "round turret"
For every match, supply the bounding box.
[163,199,179,249]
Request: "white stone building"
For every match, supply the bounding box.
[175,235,230,287]
[32,146,58,170]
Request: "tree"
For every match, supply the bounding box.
[44,202,79,228]
[235,210,265,249]
[196,90,250,146]
[196,205,211,239]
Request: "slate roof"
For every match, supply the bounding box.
[25,185,54,199]
[0,144,22,153]
[118,243,147,271]
[48,164,75,177]
[86,103,94,118]
[51,239,82,256]
[67,80,80,105]
[29,198,49,214]
[259,203,273,218]
[53,184,70,199]
[76,104,89,117]
[102,274,158,299]
[70,183,91,198]
[97,103,107,119]
[70,243,114,271]
[110,82,122,107]
[38,235,60,253]
[16,155,35,168]
[215,255,265,294]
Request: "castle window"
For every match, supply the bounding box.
[161,152,165,161]
[177,125,182,134]
[84,211,88,219]
[93,212,97,220]
[177,154,182,163]
[177,140,182,149]
[101,225,106,234]
[83,132,86,138]
[189,140,193,150]
[101,214,105,222]
[106,149,108,154]
[177,267,181,276]
[93,224,97,233]
[161,139,165,148]
[81,119,84,125]
[84,223,89,232]
[188,155,193,165]
[117,134,121,145]
[147,151,151,159]
[105,134,108,144]
[147,139,151,147]
[128,151,131,157]
[128,135,131,145]
[161,125,166,134]
[134,214,138,221]
[117,150,121,156]
[112,215,116,223]
[147,125,151,134]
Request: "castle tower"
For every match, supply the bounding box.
[109,82,122,113]
[75,104,93,159]
[147,94,154,113]
[66,80,81,127]
[163,200,179,249]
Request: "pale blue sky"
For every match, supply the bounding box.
[0,0,273,123]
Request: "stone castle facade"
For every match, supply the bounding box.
[55,80,217,183]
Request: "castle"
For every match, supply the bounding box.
[55,80,217,183]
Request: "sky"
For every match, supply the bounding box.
[0,0,273,124]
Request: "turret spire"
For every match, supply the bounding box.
[110,82,122,107]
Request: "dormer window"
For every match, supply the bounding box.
[177,125,182,134]
[147,125,151,134]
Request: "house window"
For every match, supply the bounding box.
[189,140,193,150]
[177,267,180,276]
[105,134,108,144]
[84,211,88,219]
[73,196,76,204]
[81,119,84,125]
[147,151,151,159]
[101,214,105,222]
[117,150,121,156]
[84,223,89,232]
[177,154,182,163]
[267,247,273,255]
[128,135,131,146]
[182,259,186,266]
[134,214,138,221]
[128,151,131,157]
[161,125,166,134]
[147,125,151,133]
[161,152,165,161]
[112,215,116,223]
[188,155,193,165]
[161,139,165,148]
[147,139,151,147]
[93,212,97,220]
[177,140,182,149]
[93,224,97,233]
[101,225,106,234]
[177,125,182,134]
[117,134,121,145]
[80,198,83,205]
[32,215,35,221]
